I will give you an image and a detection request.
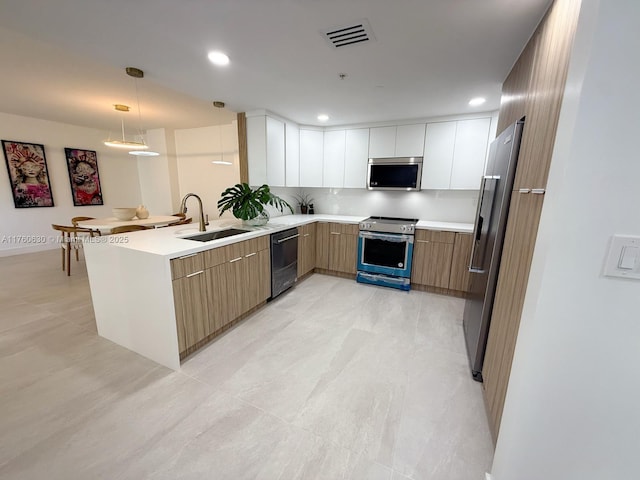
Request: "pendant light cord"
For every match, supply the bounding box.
[134,77,145,143]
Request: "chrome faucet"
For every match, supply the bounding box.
[179,193,207,232]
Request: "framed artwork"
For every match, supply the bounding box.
[2,140,54,208]
[64,148,103,206]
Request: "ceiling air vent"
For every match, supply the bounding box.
[321,19,375,48]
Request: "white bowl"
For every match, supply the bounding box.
[112,207,137,221]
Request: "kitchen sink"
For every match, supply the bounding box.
[181,228,249,242]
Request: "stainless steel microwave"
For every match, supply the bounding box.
[367,157,423,191]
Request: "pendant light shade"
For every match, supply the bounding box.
[103,68,158,156]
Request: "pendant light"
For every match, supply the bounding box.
[103,67,159,156]
[211,101,232,165]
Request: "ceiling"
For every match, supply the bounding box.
[0,0,552,132]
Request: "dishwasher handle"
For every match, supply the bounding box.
[276,233,300,244]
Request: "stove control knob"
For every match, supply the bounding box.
[400,225,407,232]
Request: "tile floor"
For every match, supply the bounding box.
[0,250,493,480]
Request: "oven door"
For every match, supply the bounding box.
[357,231,414,278]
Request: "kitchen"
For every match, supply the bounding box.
[1,1,639,479]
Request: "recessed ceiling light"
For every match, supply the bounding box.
[469,97,486,107]
[208,51,230,66]
[317,114,329,122]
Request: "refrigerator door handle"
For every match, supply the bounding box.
[469,175,499,272]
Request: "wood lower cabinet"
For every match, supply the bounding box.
[411,230,455,288]
[448,233,473,293]
[315,222,330,270]
[297,223,316,277]
[243,249,270,313]
[172,236,270,357]
[206,263,230,333]
[171,252,210,353]
[328,232,357,275]
[316,222,358,275]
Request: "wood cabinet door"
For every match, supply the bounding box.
[328,232,357,274]
[206,263,231,334]
[297,224,316,277]
[449,233,473,292]
[172,270,209,353]
[244,249,270,311]
[224,256,245,323]
[411,238,454,288]
[315,222,330,270]
[482,191,545,438]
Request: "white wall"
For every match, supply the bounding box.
[0,112,142,255]
[174,122,240,221]
[491,1,640,478]
[271,187,479,223]
[136,128,179,216]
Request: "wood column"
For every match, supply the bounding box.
[482,0,582,441]
[237,112,249,184]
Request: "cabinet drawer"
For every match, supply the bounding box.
[171,252,205,280]
[415,229,456,244]
[203,235,270,268]
[328,222,359,236]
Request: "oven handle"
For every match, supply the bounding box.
[358,231,414,243]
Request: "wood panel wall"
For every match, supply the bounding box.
[482,0,582,441]
[237,112,249,184]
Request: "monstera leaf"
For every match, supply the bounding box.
[217,183,293,221]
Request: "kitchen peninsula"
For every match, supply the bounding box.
[84,214,472,370]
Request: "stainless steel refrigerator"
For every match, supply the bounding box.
[463,118,525,382]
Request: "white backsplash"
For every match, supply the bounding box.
[269,187,479,223]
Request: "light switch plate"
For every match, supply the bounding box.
[604,235,640,280]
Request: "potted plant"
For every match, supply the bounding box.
[218,183,293,225]
[294,191,314,214]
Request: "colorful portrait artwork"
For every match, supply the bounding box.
[2,140,55,208]
[64,148,103,206]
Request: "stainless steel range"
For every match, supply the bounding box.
[356,216,417,291]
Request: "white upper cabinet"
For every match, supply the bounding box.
[423,122,457,190]
[368,126,396,158]
[246,114,285,187]
[299,129,324,187]
[450,118,491,189]
[421,117,491,190]
[285,121,300,187]
[344,128,369,188]
[246,116,267,186]
[369,124,426,158]
[323,130,346,187]
[395,124,426,157]
[266,116,285,186]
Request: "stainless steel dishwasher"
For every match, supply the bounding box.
[270,227,299,298]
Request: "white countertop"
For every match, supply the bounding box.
[416,220,474,233]
[89,214,472,259]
